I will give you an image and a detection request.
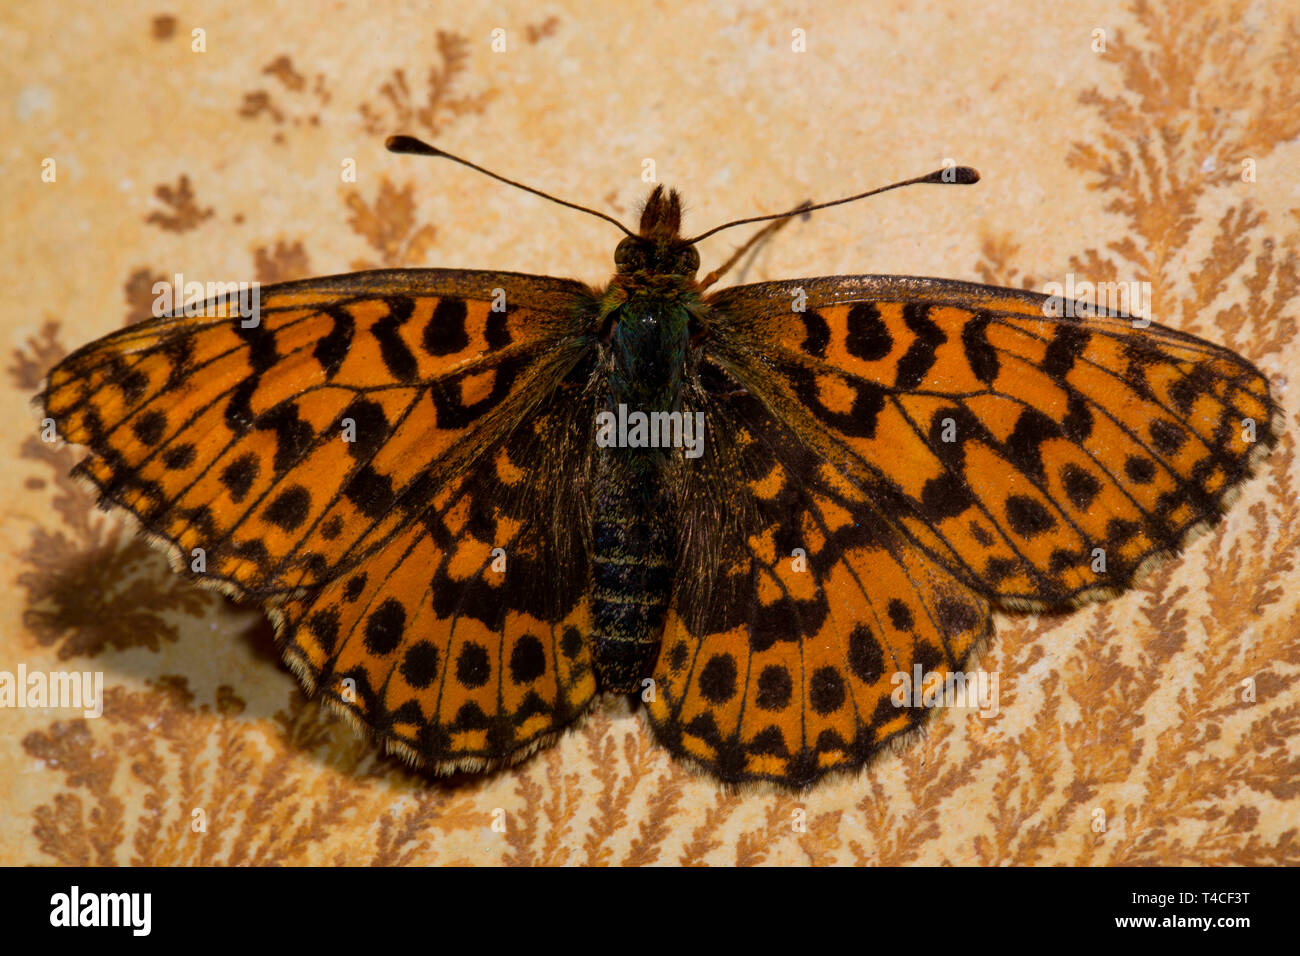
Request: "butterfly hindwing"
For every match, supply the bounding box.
[276,391,599,770]
[703,275,1280,610]
[647,378,992,787]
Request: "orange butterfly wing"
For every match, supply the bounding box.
[648,383,992,786]
[706,276,1279,607]
[43,269,602,770]
[643,275,1278,786]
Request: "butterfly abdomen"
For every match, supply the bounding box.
[589,296,690,692]
[590,458,675,692]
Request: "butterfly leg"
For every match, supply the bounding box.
[697,201,812,291]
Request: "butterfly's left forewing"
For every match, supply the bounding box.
[703,275,1279,609]
[42,269,604,771]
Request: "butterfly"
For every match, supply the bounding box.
[39,135,1280,788]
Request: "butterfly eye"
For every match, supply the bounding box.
[614,238,646,272]
[677,246,700,275]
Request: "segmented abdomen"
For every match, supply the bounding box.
[589,452,675,692]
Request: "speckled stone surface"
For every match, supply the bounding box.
[2,0,1297,865]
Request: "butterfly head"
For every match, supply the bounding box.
[613,185,701,278]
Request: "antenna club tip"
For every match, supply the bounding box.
[923,165,980,185]
[386,135,442,157]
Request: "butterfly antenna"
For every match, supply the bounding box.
[685,165,980,244]
[387,135,636,237]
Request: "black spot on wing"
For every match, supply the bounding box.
[343,573,367,601]
[131,409,168,446]
[236,319,279,373]
[756,665,793,710]
[920,470,975,521]
[509,635,547,684]
[1169,364,1215,413]
[894,303,945,389]
[1061,463,1102,510]
[1062,392,1094,442]
[220,453,259,503]
[456,642,491,688]
[363,598,406,655]
[798,309,830,358]
[256,402,316,475]
[423,298,470,356]
[845,303,892,361]
[562,627,584,660]
[1003,408,1062,483]
[307,608,340,654]
[936,597,981,634]
[344,464,396,519]
[161,443,196,470]
[484,306,512,351]
[699,654,738,704]
[962,311,999,385]
[315,306,355,379]
[847,625,884,683]
[1043,326,1089,380]
[162,337,196,392]
[339,398,391,459]
[1149,419,1187,455]
[887,599,914,632]
[264,484,312,530]
[1125,455,1156,484]
[1005,494,1056,537]
[373,296,418,380]
[809,666,846,715]
[225,378,258,430]
[111,357,149,404]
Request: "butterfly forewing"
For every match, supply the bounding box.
[703,276,1279,609]
[43,270,594,595]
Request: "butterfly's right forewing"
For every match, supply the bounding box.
[43,269,594,596]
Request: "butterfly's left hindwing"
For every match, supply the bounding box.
[42,269,604,771]
[649,382,992,787]
[277,384,601,769]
